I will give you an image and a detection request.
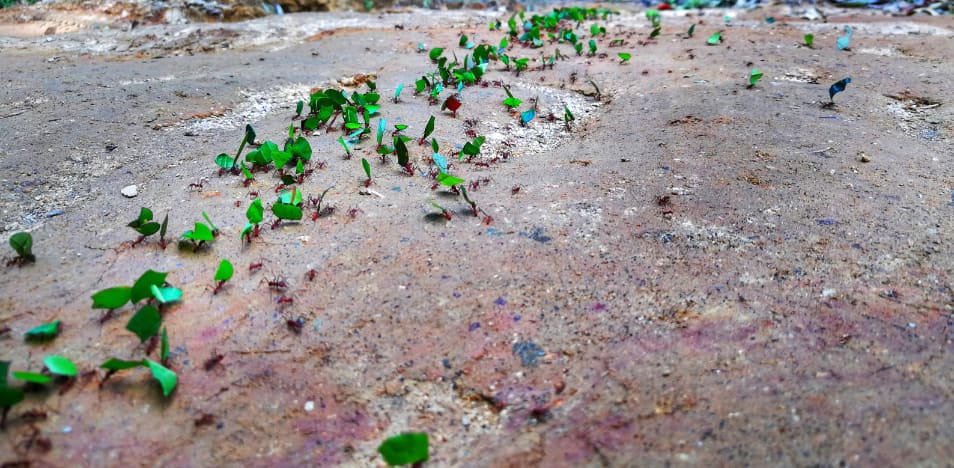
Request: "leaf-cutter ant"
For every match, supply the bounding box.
[287,317,305,334]
[249,262,264,274]
[203,353,224,371]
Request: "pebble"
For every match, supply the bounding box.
[859,152,871,163]
[121,185,138,198]
[304,401,315,412]
[44,209,65,218]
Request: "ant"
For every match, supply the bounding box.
[277,296,294,306]
[569,72,578,84]
[249,262,264,274]
[482,214,494,226]
[469,180,481,191]
[98,310,115,324]
[287,317,305,334]
[264,277,289,291]
[234,201,241,208]
[474,162,490,168]
[188,180,204,192]
[274,184,285,193]
[19,409,48,422]
[311,210,320,222]
[270,219,282,230]
[203,353,224,371]
[0,326,10,337]
[194,413,216,427]
[145,334,159,356]
[243,177,255,187]
[212,278,228,295]
[465,129,477,138]
[512,185,522,195]
[348,207,362,219]
[305,269,317,281]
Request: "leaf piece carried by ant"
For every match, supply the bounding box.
[24,320,60,340]
[43,356,77,377]
[91,287,132,310]
[126,305,161,343]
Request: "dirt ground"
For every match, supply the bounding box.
[1,3,952,466]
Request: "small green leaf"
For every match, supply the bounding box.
[214,259,233,282]
[43,355,77,377]
[150,285,182,305]
[277,188,303,206]
[272,203,303,221]
[100,358,145,371]
[0,386,24,408]
[618,52,631,63]
[0,361,9,386]
[362,158,372,180]
[378,432,429,466]
[91,286,132,310]
[296,158,304,175]
[688,23,695,37]
[215,153,235,170]
[428,47,444,61]
[9,232,33,259]
[247,199,264,224]
[201,212,218,233]
[436,173,464,187]
[295,100,304,117]
[707,31,721,45]
[132,270,168,303]
[281,175,297,186]
[24,320,60,340]
[804,33,814,48]
[144,359,176,397]
[126,305,161,343]
[12,371,52,384]
[422,116,435,141]
[160,214,168,240]
[521,108,536,124]
[395,137,410,167]
[649,26,660,39]
[160,328,169,362]
[749,68,763,86]
[183,223,214,242]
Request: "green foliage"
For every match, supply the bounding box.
[688,23,695,38]
[461,136,485,158]
[214,259,234,282]
[502,87,522,109]
[378,433,429,466]
[707,31,722,45]
[160,328,169,362]
[429,47,444,61]
[182,222,214,244]
[24,320,60,340]
[272,203,303,221]
[804,33,814,48]
[126,305,161,343]
[145,360,177,397]
[247,199,264,225]
[749,69,763,87]
[362,158,372,180]
[150,285,182,305]
[131,270,167,303]
[618,52,632,63]
[43,355,77,377]
[92,287,132,310]
[8,232,34,262]
[12,371,51,384]
[128,208,160,237]
[436,173,464,187]
[395,137,410,167]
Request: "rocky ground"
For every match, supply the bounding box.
[0,3,952,466]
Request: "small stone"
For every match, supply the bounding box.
[304,401,315,412]
[121,185,138,198]
[859,152,871,163]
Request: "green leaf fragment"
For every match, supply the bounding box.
[183,222,214,242]
[362,158,372,180]
[272,203,303,221]
[24,320,60,340]
[100,358,145,371]
[378,432,429,466]
[12,371,52,384]
[749,68,763,86]
[92,286,132,310]
[144,359,177,397]
[804,33,814,48]
[707,31,721,45]
[150,285,182,305]
[436,173,464,187]
[132,270,167,303]
[126,305,161,343]
[429,47,444,61]
[0,386,24,408]
[43,355,77,377]
[618,52,632,62]
[247,198,264,224]
[9,232,33,260]
[215,153,235,170]
[214,259,234,282]
[160,328,169,362]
